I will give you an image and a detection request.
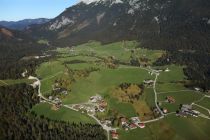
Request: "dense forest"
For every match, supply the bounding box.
[0,84,106,140]
[0,27,49,79]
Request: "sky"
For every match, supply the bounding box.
[0,0,80,21]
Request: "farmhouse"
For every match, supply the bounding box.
[143,79,154,86]
[111,130,119,139]
[164,68,170,72]
[89,95,102,103]
[163,108,168,114]
[131,117,140,124]
[179,104,199,117]
[48,96,53,100]
[121,117,127,125]
[138,123,145,128]
[166,96,175,103]
[129,123,137,130]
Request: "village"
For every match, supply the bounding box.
[37,71,203,140]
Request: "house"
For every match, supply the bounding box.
[111,130,119,140]
[120,117,128,125]
[99,100,108,108]
[131,117,140,124]
[103,120,112,127]
[90,95,102,103]
[164,68,170,72]
[129,123,137,130]
[166,96,175,103]
[54,97,62,104]
[138,123,145,128]
[143,80,154,84]
[163,108,168,114]
[48,96,53,100]
[179,104,199,117]
[61,90,68,95]
[194,87,201,91]
[99,107,105,112]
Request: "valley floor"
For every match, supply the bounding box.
[2,41,210,140]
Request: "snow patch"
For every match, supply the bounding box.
[96,12,105,24]
[154,16,160,24]
[128,9,135,15]
[111,0,123,5]
[113,22,117,26]
[207,19,210,25]
[49,16,74,30]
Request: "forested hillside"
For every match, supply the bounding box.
[0,84,106,140]
[0,27,48,79]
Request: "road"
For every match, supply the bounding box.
[153,73,165,116]
[192,103,210,117]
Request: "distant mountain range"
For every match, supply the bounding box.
[0,18,50,30]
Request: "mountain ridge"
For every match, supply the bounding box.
[27,0,210,52]
[0,18,50,30]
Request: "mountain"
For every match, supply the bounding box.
[27,0,210,52]
[0,18,50,30]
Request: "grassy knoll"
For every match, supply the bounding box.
[32,103,96,124]
[157,91,203,112]
[63,68,154,104]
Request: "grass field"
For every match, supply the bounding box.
[32,103,96,124]
[0,79,34,87]
[56,41,164,63]
[32,40,210,140]
[157,65,186,83]
[63,68,154,104]
[197,97,210,109]
[158,91,203,112]
[118,115,210,140]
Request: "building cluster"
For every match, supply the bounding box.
[121,117,145,131]
[111,130,119,139]
[89,95,108,113]
[52,83,68,96]
[177,104,200,117]
[48,96,62,110]
[166,96,176,103]
[143,79,154,87]
[72,95,108,114]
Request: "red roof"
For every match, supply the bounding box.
[139,123,145,128]
[130,123,137,128]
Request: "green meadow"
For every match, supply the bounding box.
[32,103,96,124]
[31,40,210,140]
